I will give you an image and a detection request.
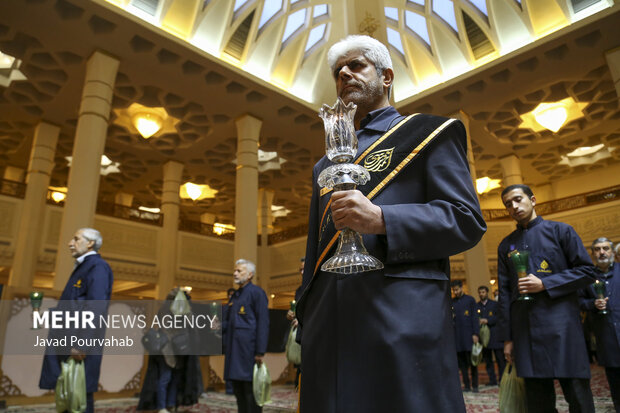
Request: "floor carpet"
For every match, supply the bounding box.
[5,365,615,412]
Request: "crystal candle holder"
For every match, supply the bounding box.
[317,98,383,274]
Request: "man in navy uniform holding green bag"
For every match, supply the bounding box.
[223,259,269,413]
[476,285,505,385]
[451,280,480,392]
[496,184,596,412]
[295,35,486,413]
[39,228,113,413]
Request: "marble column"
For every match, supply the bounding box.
[234,115,261,278]
[455,111,492,293]
[156,160,184,299]
[499,154,523,186]
[258,188,274,298]
[53,51,119,290]
[8,122,60,289]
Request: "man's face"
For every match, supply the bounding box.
[478,288,488,301]
[502,188,536,225]
[333,51,385,110]
[452,285,463,297]
[68,230,94,258]
[592,241,614,268]
[233,264,253,286]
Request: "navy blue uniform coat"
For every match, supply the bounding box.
[223,282,269,382]
[39,253,113,393]
[297,107,486,413]
[476,299,503,349]
[579,264,620,367]
[496,217,595,378]
[452,294,479,352]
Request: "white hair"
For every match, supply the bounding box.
[327,35,393,76]
[79,228,102,251]
[327,35,393,98]
[235,259,256,275]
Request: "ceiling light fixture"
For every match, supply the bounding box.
[566,144,605,158]
[133,112,163,139]
[50,191,66,203]
[183,182,202,201]
[532,102,568,132]
[213,223,235,236]
[114,104,178,139]
[138,206,161,214]
[179,182,218,201]
[476,177,502,195]
[519,98,588,134]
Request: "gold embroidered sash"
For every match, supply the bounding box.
[313,115,457,275]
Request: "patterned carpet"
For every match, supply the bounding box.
[6,366,615,412]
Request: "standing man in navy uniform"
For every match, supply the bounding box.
[295,35,486,413]
[39,228,114,413]
[497,184,596,413]
[223,259,269,413]
[451,280,480,392]
[476,285,504,385]
[579,237,620,412]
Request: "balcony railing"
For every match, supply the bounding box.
[4,182,616,244]
[482,185,620,222]
[179,219,235,240]
[96,202,163,226]
[0,179,26,198]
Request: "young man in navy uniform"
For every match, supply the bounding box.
[476,285,505,385]
[451,280,480,392]
[39,228,113,413]
[223,259,269,413]
[579,237,620,412]
[295,35,486,413]
[497,184,596,412]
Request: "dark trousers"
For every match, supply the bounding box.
[605,367,620,413]
[86,392,94,413]
[524,377,595,413]
[457,351,478,390]
[482,348,506,384]
[232,379,262,413]
[154,356,177,409]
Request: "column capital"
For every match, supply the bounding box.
[605,46,620,97]
[163,160,184,179]
[235,114,262,138]
[499,154,523,186]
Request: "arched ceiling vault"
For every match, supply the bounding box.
[0,0,619,232]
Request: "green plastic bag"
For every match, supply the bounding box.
[170,289,191,316]
[479,324,490,347]
[499,363,526,413]
[286,326,302,365]
[55,358,87,413]
[252,362,272,407]
[471,342,483,366]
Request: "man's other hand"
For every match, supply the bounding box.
[504,341,514,364]
[595,297,608,311]
[70,347,86,362]
[255,355,264,366]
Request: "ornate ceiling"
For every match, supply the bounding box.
[0,0,619,233]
